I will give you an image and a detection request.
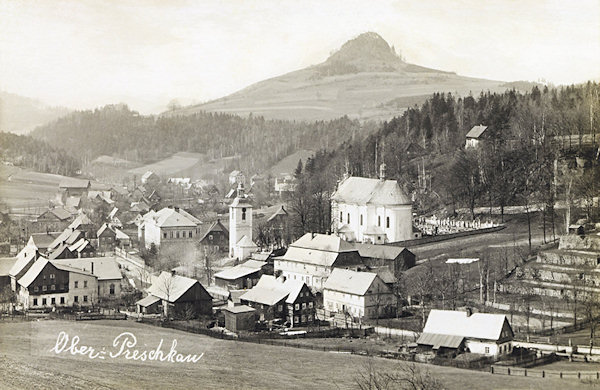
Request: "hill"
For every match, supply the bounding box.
[0,91,70,134]
[167,32,515,122]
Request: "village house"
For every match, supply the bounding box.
[465,125,489,149]
[239,275,315,327]
[417,309,514,357]
[331,164,413,244]
[33,207,73,233]
[27,232,61,255]
[140,171,161,189]
[0,257,17,291]
[323,268,396,320]
[17,257,98,309]
[198,219,229,253]
[274,174,296,196]
[139,206,202,249]
[352,243,416,278]
[97,223,117,252]
[51,257,122,298]
[213,259,268,290]
[136,271,212,318]
[59,178,90,198]
[9,244,44,292]
[274,233,364,292]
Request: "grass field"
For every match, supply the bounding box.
[0,319,594,389]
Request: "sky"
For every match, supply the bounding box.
[1,0,599,114]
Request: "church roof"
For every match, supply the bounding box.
[331,177,410,206]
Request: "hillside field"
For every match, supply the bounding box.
[0,319,592,389]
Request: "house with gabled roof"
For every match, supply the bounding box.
[59,178,90,198]
[331,164,413,244]
[9,244,44,292]
[352,243,416,278]
[138,206,202,249]
[34,207,73,233]
[274,233,364,292]
[199,219,229,253]
[16,257,98,309]
[214,259,267,290]
[27,232,62,254]
[51,257,122,298]
[136,271,212,318]
[417,309,514,357]
[465,125,489,149]
[323,268,396,320]
[239,275,315,327]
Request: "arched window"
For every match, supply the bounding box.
[109,284,115,295]
[360,215,363,226]
[242,208,247,221]
[378,216,381,226]
[386,217,390,228]
[339,211,342,222]
[347,213,350,224]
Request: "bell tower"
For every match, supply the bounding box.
[229,183,253,257]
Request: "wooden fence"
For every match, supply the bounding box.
[491,365,600,380]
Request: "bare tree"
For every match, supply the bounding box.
[155,272,176,318]
[354,358,443,390]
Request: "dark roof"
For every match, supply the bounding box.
[38,207,72,221]
[465,125,488,139]
[417,332,464,349]
[199,220,229,241]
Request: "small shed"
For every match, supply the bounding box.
[136,294,161,314]
[223,304,257,332]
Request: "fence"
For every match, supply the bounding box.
[387,225,505,248]
[491,365,600,380]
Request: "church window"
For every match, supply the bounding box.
[340,211,342,222]
[378,216,381,226]
[360,215,363,225]
[347,213,350,224]
[242,208,247,221]
[386,217,390,228]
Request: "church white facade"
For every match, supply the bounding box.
[229,184,258,260]
[331,164,414,244]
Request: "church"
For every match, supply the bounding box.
[331,164,414,244]
[229,183,258,260]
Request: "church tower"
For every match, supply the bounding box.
[229,183,254,258]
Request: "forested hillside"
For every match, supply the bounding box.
[31,104,375,173]
[289,83,599,238]
[0,132,80,176]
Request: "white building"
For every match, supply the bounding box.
[465,125,488,149]
[274,233,364,292]
[229,183,258,260]
[323,268,396,320]
[417,309,514,357]
[138,207,202,249]
[331,164,414,244]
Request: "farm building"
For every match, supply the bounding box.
[51,257,122,298]
[417,309,514,357]
[34,207,73,233]
[9,244,44,292]
[331,164,414,244]
[59,178,90,198]
[199,219,229,253]
[323,268,396,320]
[139,271,212,318]
[223,304,257,332]
[214,259,267,290]
[239,275,315,327]
[0,257,17,291]
[353,243,416,278]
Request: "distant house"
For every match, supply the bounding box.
[138,207,202,249]
[9,245,43,292]
[214,259,267,290]
[97,223,117,252]
[332,164,413,244]
[465,125,489,149]
[140,171,161,188]
[137,271,212,318]
[198,219,229,252]
[417,309,514,357]
[68,213,95,238]
[51,257,122,298]
[274,174,296,196]
[0,257,18,291]
[352,243,416,278]
[239,275,315,327]
[34,207,73,233]
[323,268,396,320]
[27,232,62,254]
[59,178,90,198]
[274,233,364,292]
[17,257,98,309]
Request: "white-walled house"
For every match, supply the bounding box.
[274,233,364,292]
[323,268,396,320]
[331,164,414,244]
[417,309,514,357]
[138,207,202,249]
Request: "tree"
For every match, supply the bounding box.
[156,273,176,318]
[354,358,443,390]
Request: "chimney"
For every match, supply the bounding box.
[311,232,316,239]
[171,269,176,277]
[174,206,180,213]
[465,307,472,317]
